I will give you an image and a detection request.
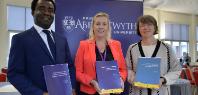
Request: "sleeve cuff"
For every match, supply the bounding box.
[160,77,167,85]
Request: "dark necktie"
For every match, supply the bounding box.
[42,30,56,60]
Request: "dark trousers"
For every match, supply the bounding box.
[80,91,99,95]
[80,91,119,95]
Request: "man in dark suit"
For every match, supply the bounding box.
[7,0,76,95]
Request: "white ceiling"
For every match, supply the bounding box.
[144,0,198,15]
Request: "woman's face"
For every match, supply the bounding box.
[93,16,109,39]
[139,22,155,38]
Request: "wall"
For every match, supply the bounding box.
[144,8,198,63]
[0,0,31,69]
[0,1,198,69]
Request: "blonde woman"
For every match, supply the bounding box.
[75,12,127,95]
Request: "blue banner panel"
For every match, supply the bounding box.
[56,0,143,59]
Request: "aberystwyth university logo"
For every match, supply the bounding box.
[62,16,92,32]
[62,16,137,35]
[62,16,76,32]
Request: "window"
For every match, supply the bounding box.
[7,5,55,31]
[164,41,171,45]
[162,23,189,57]
[172,24,180,40]
[7,6,26,31]
[164,23,172,40]
[162,41,189,58]
[164,23,189,41]
[7,5,55,65]
[7,6,32,50]
[9,32,18,48]
[7,5,55,49]
[181,24,189,41]
[196,26,198,53]
[196,26,198,61]
[181,42,188,55]
[172,41,180,56]
[25,8,34,30]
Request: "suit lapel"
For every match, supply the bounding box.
[30,27,55,63]
[53,32,63,64]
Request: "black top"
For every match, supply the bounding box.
[95,45,114,61]
[138,40,161,57]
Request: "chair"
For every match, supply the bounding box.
[180,69,187,79]
[194,67,198,71]
[193,71,198,95]
[185,67,197,95]
[0,73,6,82]
[185,68,196,85]
[193,71,198,85]
[1,67,7,74]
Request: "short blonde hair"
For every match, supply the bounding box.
[89,12,112,40]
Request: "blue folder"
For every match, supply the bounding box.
[134,57,161,88]
[43,64,72,95]
[96,61,123,94]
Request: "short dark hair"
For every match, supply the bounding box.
[136,15,158,36]
[31,0,56,13]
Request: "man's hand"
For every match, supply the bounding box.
[43,92,48,95]
[90,80,101,93]
[72,89,76,95]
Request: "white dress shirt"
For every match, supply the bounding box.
[33,24,55,58]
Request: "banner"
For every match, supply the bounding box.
[56,0,143,59]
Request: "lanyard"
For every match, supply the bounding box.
[97,46,107,61]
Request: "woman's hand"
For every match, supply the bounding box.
[121,78,125,90]
[114,78,125,94]
[128,71,135,84]
[159,77,166,87]
[90,80,101,93]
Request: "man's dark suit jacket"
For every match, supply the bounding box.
[7,27,75,95]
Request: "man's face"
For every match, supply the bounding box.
[32,0,54,29]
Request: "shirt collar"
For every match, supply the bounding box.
[33,24,52,34]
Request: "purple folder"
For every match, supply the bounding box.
[96,61,123,94]
[43,64,72,95]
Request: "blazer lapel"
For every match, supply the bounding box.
[30,27,55,63]
[88,40,96,71]
[108,40,117,60]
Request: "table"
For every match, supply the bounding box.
[170,79,192,95]
[0,82,21,95]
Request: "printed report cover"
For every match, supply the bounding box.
[96,61,123,94]
[43,64,72,95]
[134,57,161,89]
